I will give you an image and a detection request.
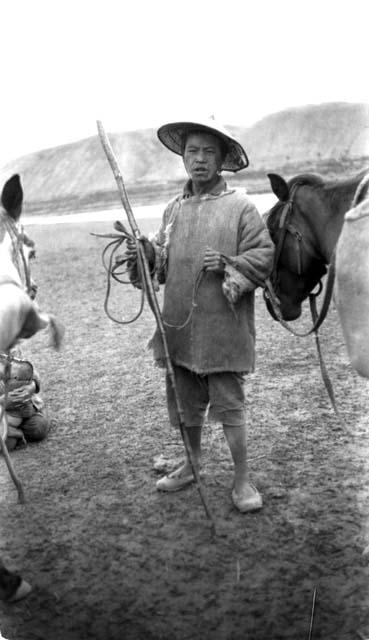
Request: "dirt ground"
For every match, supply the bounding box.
[0,218,369,640]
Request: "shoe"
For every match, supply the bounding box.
[232,484,263,513]
[156,465,195,492]
[7,578,32,602]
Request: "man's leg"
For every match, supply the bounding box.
[178,425,202,473]
[157,366,208,492]
[21,410,50,443]
[223,423,262,512]
[156,425,202,491]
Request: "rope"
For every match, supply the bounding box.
[91,228,146,325]
[263,250,335,338]
[163,268,206,329]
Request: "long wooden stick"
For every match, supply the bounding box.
[0,356,25,503]
[97,120,216,535]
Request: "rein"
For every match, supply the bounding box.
[265,182,335,336]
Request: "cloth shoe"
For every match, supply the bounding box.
[232,484,263,513]
[156,464,196,492]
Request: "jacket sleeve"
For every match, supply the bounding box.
[150,197,180,284]
[126,198,179,288]
[228,201,275,289]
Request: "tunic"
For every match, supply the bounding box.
[149,178,274,374]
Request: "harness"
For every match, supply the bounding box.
[264,184,342,423]
[264,183,335,337]
[0,212,32,295]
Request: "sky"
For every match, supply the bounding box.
[0,0,368,167]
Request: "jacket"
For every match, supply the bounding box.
[147,178,274,374]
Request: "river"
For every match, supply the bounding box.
[22,193,277,226]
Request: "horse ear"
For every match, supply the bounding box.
[268,173,289,202]
[1,174,23,219]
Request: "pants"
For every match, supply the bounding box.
[6,410,50,451]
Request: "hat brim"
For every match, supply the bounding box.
[157,121,249,172]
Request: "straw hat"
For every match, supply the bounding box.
[157,117,249,172]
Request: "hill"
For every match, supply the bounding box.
[1,102,368,214]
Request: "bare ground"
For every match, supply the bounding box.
[0,218,369,640]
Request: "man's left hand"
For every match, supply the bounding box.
[7,381,36,404]
[203,248,225,274]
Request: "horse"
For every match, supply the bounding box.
[264,169,368,322]
[0,174,63,351]
[335,173,369,377]
[0,173,63,602]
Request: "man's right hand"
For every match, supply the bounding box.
[125,237,138,261]
[126,237,156,269]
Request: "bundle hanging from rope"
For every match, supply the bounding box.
[96,121,216,536]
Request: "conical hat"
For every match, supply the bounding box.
[157,117,249,172]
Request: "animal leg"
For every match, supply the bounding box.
[20,307,64,350]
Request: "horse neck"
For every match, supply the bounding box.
[0,214,23,286]
[298,178,362,263]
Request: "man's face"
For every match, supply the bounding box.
[183,132,223,186]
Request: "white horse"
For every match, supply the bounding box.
[335,173,369,378]
[0,174,63,353]
[0,174,63,447]
[0,174,64,601]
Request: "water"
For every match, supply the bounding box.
[22,193,277,226]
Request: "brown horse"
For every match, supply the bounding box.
[264,169,368,321]
[335,173,369,377]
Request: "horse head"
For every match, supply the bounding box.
[265,173,328,320]
[0,174,36,295]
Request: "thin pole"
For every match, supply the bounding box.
[0,356,25,503]
[308,587,317,640]
[96,121,216,536]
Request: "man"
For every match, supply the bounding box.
[128,117,274,512]
[1,348,50,451]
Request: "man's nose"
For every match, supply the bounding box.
[195,150,206,162]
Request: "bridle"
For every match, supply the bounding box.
[263,182,341,422]
[264,183,336,337]
[0,212,33,295]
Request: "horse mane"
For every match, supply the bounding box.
[288,173,325,189]
[266,169,369,230]
[288,168,369,211]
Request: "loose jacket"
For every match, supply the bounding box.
[148,178,275,374]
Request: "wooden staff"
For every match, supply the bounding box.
[96,121,216,536]
[0,356,25,503]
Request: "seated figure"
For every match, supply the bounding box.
[1,347,50,451]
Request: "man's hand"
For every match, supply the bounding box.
[203,248,225,274]
[125,237,155,267]
[125,237,138,261]
[7,381,36,405]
